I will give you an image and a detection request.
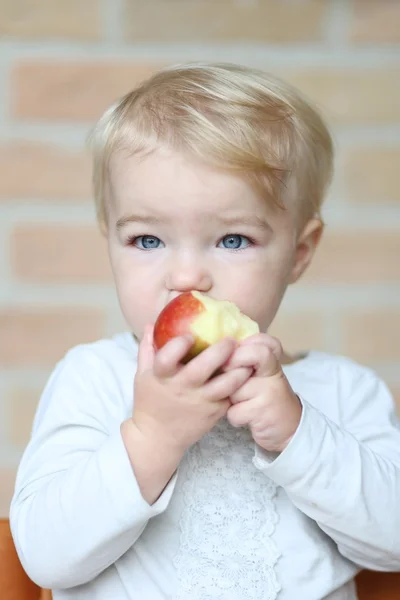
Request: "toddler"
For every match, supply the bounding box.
[10,63,400,600]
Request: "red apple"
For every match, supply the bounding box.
[153,291,259,362]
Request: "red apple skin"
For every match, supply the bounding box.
[153,292,209,362]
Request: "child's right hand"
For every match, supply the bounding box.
[131,324,252,455]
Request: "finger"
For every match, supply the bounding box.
[153,334,195,379]
[203,366,253,402]
[223,344,269,377]
[215,398,232,420]
[224,342,281,377]
[137,324,156,375]
[229,376,260,404]
[241,332,283,357]
[226,398,259,428]
[180,337,237,387]
[265,335,284,363]
[260,348,281,377]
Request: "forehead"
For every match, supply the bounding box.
[108,147,276,221]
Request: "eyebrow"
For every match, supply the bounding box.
[116,214,166,230]
[217,215,271,231]
[116,213,271,231]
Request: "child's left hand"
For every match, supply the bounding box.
[223,333,302,453]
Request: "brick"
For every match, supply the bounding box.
[0,0,100,40]
[7,387,42,448]
[0,469,16,517]
[351,0,400,43]
[125,0,326,43]
[285,69,400,124]
[12,62,160,121]
[0,308,105,367]
[342,148,400,204]
[12,225,112,283]
[342,310,400,364]
[13,62,400,126]
[303,231,400,284]
[0,142,91,200]
[269,310,324,355]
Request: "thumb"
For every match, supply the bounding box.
[137,324,155,374]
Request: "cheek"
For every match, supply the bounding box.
[109,254,154,329]
[232,252,294,329]
[116,275,156,336]
[240,250,293,292]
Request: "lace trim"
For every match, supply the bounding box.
[173,419,281,600]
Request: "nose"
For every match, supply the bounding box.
[165,251,212,294]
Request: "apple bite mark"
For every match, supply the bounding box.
[153,291,259,363]
[190,291,259,344]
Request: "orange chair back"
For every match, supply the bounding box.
[356,569,400,599]
[0,518,41,599]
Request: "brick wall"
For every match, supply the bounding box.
[1,0,400,516]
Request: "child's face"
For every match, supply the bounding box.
[106,147,320,341]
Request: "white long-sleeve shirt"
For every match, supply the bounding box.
[10,332,400,600]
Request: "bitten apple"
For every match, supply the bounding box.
[153,291,259,362]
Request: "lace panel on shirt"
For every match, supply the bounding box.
[172,418,281,600]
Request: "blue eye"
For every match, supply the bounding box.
[131,235,164,250]
[219,234,250,250]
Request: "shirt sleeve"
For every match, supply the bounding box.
[253,366,400,571]
[9,345,178,590]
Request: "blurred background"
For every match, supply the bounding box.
[0,0,399,516]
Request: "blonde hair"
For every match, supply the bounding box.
[88,62,334,231]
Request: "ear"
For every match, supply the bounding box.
[289,217,324,284]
